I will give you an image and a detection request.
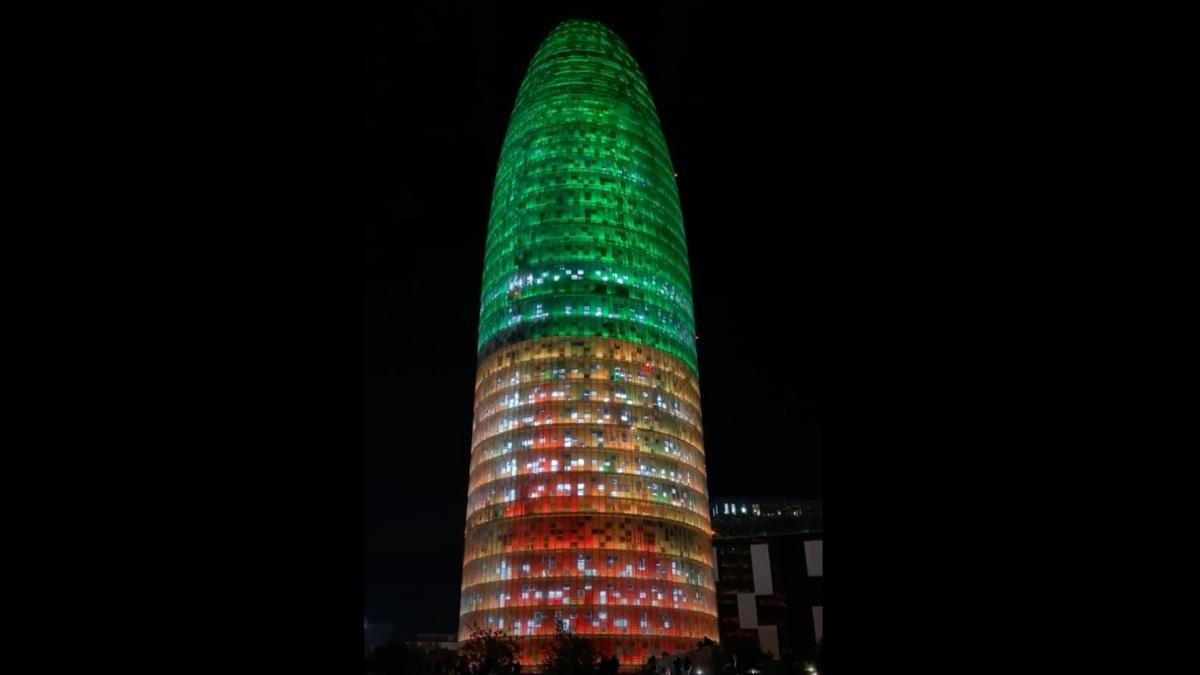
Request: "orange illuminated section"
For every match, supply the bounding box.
[460,337,717,665]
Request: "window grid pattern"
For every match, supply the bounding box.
[476,19,697,373]
[463,19,716,667]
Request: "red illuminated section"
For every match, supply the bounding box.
[460,337,718,667]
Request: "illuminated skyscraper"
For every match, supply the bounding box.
[460,20,717,667]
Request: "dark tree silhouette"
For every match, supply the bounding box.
[460,627,522,675]
[541,621,602,675]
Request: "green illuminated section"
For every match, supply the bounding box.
[478,19,697,372]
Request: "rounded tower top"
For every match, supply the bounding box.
[478,20,696,372]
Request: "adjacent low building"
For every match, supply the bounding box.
[364,620,393,655]
[409,633,459,651]
[711,499,822,670]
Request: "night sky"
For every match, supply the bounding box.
[366,0,822,637]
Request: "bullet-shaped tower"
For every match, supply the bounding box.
[461,19,717,668]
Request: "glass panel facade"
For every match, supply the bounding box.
[462,20,717,667]
[476,19,697,374]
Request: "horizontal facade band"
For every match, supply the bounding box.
[467,447,707,494]
[465,471,710,524]
[474,382,702,433]
[470,428,706,478]
[460,547,716,586]
[463,494,713,533]
[460,578,717,614]
[461,561,717,594]
[471,410,705,456]
[474,337,699,395]
[462,512,715,565]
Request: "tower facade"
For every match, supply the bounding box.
[461,20,717,667]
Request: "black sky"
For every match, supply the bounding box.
[365,0,822,637]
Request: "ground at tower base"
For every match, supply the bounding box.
[364,628,822,675]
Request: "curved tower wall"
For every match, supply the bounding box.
[461,20,717,667]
